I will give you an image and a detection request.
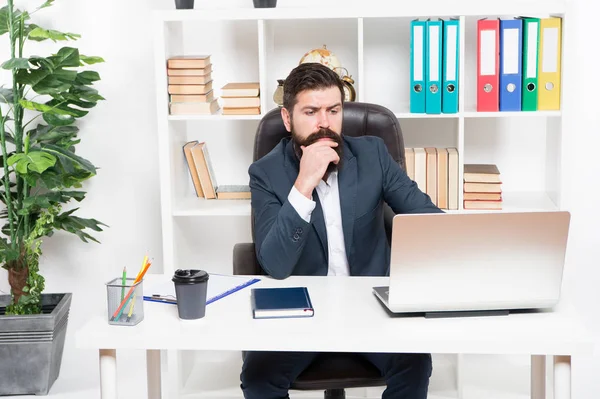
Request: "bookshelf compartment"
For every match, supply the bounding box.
[262,18,359,112]
[164,20,260,116]
[172,120,259,204]
[463,117,559,212]
[463,14,564,115]
[401,118,459,150]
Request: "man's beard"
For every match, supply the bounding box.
[292,127,344,177]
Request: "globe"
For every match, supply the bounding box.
[299,45,342,73]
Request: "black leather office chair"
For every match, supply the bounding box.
[233,102,407,399]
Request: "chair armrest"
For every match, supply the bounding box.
[233,243,262,275]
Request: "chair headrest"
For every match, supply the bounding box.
[253,102,406,170]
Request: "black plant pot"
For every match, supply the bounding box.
[253,0,277,8]
[175,0,194,9]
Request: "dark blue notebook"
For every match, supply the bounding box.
[251,287,314,319]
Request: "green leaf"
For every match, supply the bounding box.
[40,144,96,175]
[28,124,79,144]
[38,0,56,10]
[53,210,107,243]
[0,237,20,263]
[80,55,105,65]
[7,151,57,174]
[20,99,71,114]
[19,190,87,215]
[70,85,105,102]
[53,68,78,83]
[0,6,30,37]
[15,68,51,87]
[28,55,54,70]
[48,47,80,68]
[42,113,75,126]
[0,87,14,103]
[28,26,80,42]
[31,75,71,95]
[1,58,29,70]
[45,99,89,118]
[75,71,100,85]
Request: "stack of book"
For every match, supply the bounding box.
[463,164,502,210]
[167,55,219,115]
[404,147,459,210]
[182,140,251,200]
[220,82,260,115]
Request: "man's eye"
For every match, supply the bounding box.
[330,110,338,114]
[305,111,314,115]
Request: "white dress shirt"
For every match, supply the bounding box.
[287,171,350,276]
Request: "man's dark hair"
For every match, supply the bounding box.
[283,62,345,112]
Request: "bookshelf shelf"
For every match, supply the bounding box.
[168,114,263,121]
[462,110,562,118]
[154,1,566,22]
[173,198,251,217]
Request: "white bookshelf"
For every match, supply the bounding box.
[153,2,567,275]
[152,3,567,397]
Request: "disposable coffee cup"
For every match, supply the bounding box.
[172,269,209,320]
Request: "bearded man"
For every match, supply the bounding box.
[241,62,443,399]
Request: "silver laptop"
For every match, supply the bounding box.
[373,211,571,316]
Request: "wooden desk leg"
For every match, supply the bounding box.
[531,355,546,399]
[554,355,571,399]
[99,349,117,399]
[147,349,162,399]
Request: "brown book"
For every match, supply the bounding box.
[167,55,211,69]
[222,107,261,115]
[168,81,213,95]
[182,141,204,198]
[189,142,217,199]
[167,64,213,76]
[221,82,260,97]
[464,164,501,183]
[436,148,448,209]
[222,96,261,108]
[463,182,502,193]
[463,192,502,201]
[216,185,251,200]
[171,91,214,103]
[170,99,220,115]
[463,200,502,210]
[447,148,459,210]
[425,147,437,206]
[168,74,212,85]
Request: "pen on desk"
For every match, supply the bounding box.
[126,295,137,322]
[121,267,127,301]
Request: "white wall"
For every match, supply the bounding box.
[0,0,599,398]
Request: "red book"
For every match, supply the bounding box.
[477,19,500,112]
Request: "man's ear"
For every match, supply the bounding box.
[281,107,292,132]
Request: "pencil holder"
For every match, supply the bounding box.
[105,277,144,326]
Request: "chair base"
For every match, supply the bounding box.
[324,388,345,399]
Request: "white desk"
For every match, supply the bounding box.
[75,276,593,399]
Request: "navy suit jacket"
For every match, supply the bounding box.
[248,135,443,279]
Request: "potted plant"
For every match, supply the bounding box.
[0,0,106,395]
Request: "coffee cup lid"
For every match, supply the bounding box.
[172,269,209,284]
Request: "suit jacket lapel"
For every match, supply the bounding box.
[284,140,328,258]
[338,140,357,262]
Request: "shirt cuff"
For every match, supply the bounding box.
[288,185,316,223]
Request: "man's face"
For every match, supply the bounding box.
[282,86,344,171]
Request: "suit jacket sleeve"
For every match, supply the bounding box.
[249,162,313,279]
[378,139,444,214]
